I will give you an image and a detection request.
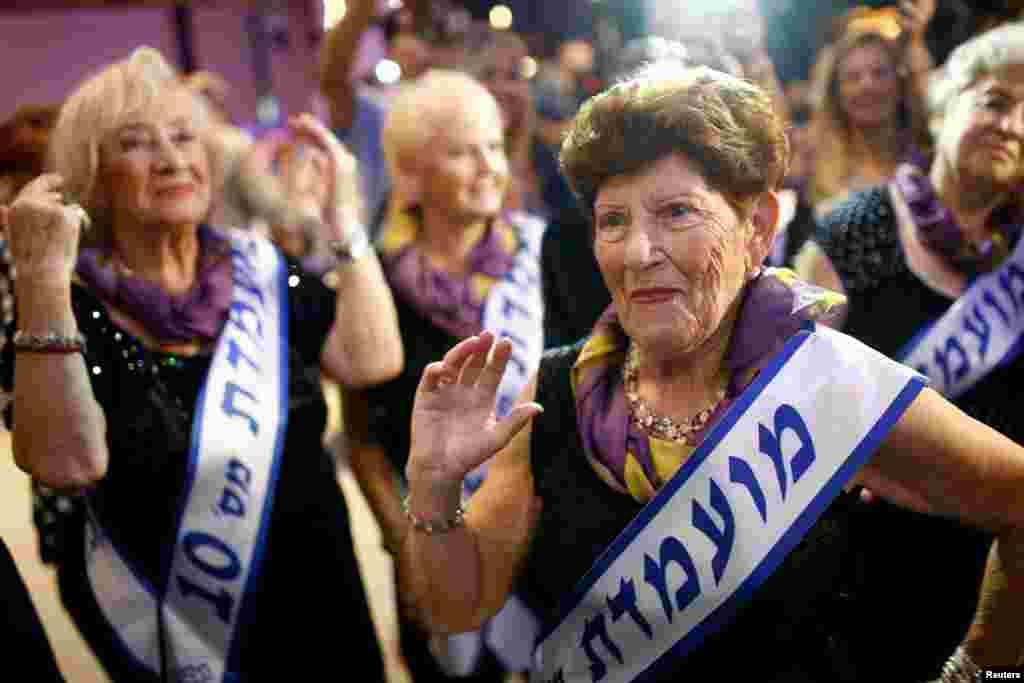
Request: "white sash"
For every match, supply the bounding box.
[898,234,1024,398]
[533,326,925,683]
[483,211,546,421]
[441,211,546,676]
[84,231,289,682]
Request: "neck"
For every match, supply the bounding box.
[848,122,902,168]
[417,208,489,273]
[110,220,201,297]
[930,158,1007,242]
[636,305,739,409]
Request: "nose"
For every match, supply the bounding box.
[155,135,187,173]
[477,146,504,177]
[623,222,664,270]
[1000,103,1024,138]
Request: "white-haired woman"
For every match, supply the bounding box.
[342,69,546,682]
[798,21,1024,681]
[389,63,1024,682]
[0,47,401,681]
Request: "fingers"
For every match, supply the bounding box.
[488,401,544,453]
[15,173,64,202]
[477,337,512,393]
[457,345,487,386]
[419,361,454,393]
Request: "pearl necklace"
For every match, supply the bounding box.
[623,345,728,444]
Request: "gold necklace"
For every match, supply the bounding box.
[623,345,728,444]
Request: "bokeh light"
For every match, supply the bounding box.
[489,5,513,31]
[322,0,347,30]
[375,59,402,85]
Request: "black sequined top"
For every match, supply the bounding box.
[518,344,866,682]
[1,260,385,682]
[815,186,998,681]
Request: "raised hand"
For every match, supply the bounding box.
[899,0,936,40]
[407,331,543,489]
[286,113,362,239]
[2,173,88,288]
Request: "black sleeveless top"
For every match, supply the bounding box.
[520,344,865,681]
[815,187,998,681]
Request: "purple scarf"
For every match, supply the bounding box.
[571,269,847,503]
[893,158,1023,276]
[75,224,234,344]
[379,206,518,338]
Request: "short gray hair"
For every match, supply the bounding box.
[930,21,1024,113]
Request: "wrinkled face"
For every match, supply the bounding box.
[420,98,508,223]
[837,43,901,129]
[593,154,761,358]
[98,87,211,230]
[936,65,1024,190]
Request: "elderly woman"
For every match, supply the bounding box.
[807,12,934,216]
[342,69,545,682]
[0,48,401,681]
[391,64,1024,682]
[798,21,1024,681]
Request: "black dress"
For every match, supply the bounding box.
[815,186,998,682]
[1,261,384,682]
[519,344,866,681]
[0,539,65,681]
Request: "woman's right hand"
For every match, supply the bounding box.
[1,173,86,288]
[407,331,543,491]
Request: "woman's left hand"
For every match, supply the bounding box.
[286,113,362,237]
[407,331,543,490]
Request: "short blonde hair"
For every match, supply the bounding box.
[930,21,1024,114]
[48,47,204,240]
[381,69,503,183]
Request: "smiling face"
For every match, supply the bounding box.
[97,86,211,232]
[836,42,901,130]
[935,64,1024,190]
[419,96,509,224]
[593,154,773,359]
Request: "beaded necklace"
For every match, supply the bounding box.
[622,344,728,444]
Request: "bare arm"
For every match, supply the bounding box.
[861,388,1024,671]
[3,177,107,489]
[400,334,542,633]
[319,0,377,132]
[320,244,403,387]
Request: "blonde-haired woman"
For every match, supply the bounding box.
[0,47,401,681]
[344,69,545,682]
[808,5,934,216]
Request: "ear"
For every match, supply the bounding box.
[746,190,780,270]
[392,155,424,209]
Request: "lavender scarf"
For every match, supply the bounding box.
[75,224,234,344]
[571,269,847,503]
[378,206,518,338]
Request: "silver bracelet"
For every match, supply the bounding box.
[401,495,466,535]
[327,226,370,265]
[941,646,981,683]
[12,331,87,354]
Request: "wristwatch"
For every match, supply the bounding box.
[327,227,370,265]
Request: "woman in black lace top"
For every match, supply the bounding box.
[0,47,401,681]
[799,22,1024,681]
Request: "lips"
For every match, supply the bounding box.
[630,288,680,303]
[155,184,195,198]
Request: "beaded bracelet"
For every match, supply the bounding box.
[940,646,981,683]
[12,331,87,355]
[401,495,466,535]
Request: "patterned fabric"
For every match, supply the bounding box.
[571,268,846,503]
[75,224,233,344]
[379,205,518,338]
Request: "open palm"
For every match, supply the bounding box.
[408,332,542,487]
